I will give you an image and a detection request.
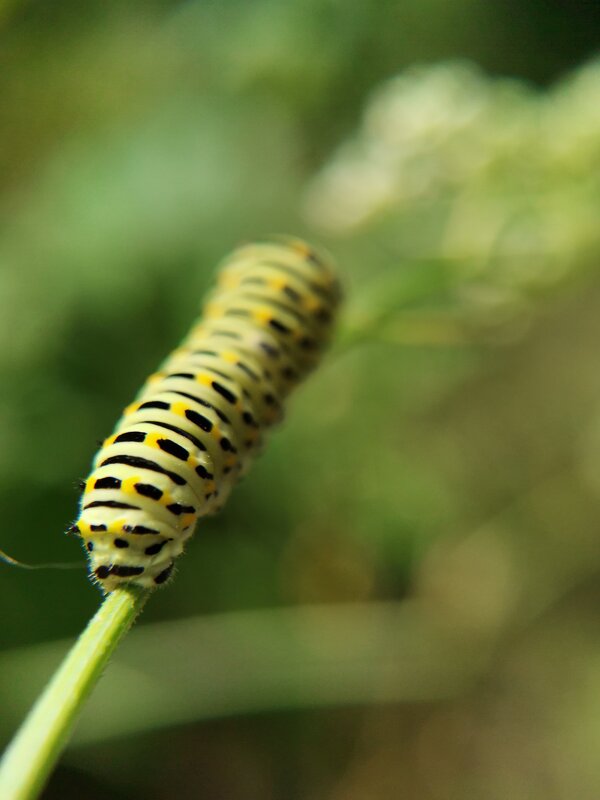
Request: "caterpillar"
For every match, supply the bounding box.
[70,237,341,593]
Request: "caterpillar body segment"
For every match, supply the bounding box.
[72,238,341,592]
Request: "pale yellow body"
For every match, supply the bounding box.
[72,238,341,592]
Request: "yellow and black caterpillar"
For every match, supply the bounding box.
[71,238,341,593]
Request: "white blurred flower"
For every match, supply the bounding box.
[303,58,600,307]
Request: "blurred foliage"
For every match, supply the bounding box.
[1,1,600,799]
[308,59,600,343]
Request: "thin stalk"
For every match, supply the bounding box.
[0,586,150,800]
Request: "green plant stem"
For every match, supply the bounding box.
[0,586,150,800]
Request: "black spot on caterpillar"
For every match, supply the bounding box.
[73,237,341,592]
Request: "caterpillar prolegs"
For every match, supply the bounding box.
[71,238,341,593]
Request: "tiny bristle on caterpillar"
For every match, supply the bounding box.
[72,237,341,593]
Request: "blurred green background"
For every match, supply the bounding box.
[1,1,600,798]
